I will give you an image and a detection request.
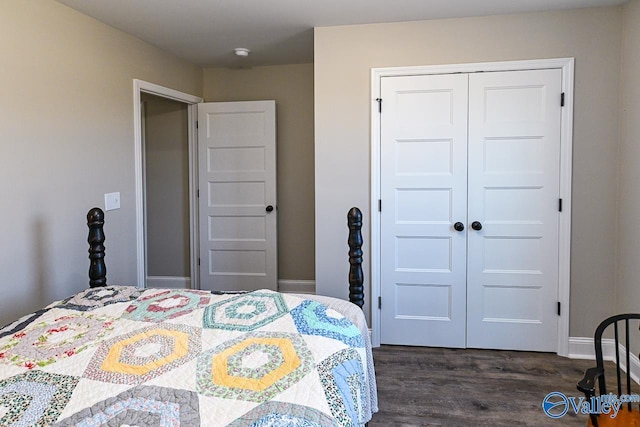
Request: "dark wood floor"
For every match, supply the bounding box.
[369,345,596,427]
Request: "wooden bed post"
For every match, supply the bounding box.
[348,207,365,308]
[87,207,107,288]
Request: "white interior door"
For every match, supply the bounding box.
[466,69,561,351]
[380,74,469,347]
[379,69,562,351]
[198,101,277,292]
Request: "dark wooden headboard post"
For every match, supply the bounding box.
[348,207,365,308]
[87,207,107,288]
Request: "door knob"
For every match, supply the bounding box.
[453,222,464,232]
[471,221,483,231]
[266,205,274,213]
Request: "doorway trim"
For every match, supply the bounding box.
[133,80,203,289]
[370,58,574,356]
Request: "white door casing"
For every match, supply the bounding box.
[376,64,567,352]
[133,80,202,290]
[380,74,469,347]
[198,101,277,292]
[466,69,562,351]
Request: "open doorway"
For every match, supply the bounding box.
[133,80,203,289]
[141,93,190,288]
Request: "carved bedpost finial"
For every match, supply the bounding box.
[87,207,107,288]
[347,207,364,308]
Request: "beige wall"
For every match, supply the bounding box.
[0,1,202,326]
[315,6,622,335]
[203,64,315,282]
[142,93,190,278]
[616,0,640,316]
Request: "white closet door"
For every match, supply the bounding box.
[380,74,469,347]
[466,69,562,351]
[198,101,277,292]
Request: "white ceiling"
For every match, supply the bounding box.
[56,0,625,68]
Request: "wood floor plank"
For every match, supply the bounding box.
[369,346,604,426]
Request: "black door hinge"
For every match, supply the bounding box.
[557,301,561,316]
[378,199,382,212]
[196,121,199,129]
[378,296,382,309]
[561,93,565,107]
[558,198,562,212]
[197,189,200,198]
[198,258,201,266]
[376,98,382,113]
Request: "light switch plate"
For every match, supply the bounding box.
[105,192,120,211]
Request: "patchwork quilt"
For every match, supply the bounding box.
[0,287,377,426]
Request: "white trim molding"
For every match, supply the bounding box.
[133,80,203,289]
[277,280,316,294]
[569,337,640,385]
[568,337,616,360]
[370,58,574,353]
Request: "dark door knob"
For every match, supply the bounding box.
[266,205,274,213]
[471,221,483,231]
[453,222,464,232]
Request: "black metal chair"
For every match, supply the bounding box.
[577,313,640,427]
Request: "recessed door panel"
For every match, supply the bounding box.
[484,86,546,124]
[481,285,543,322]
[209,216,266,241]
[483,137,545,174]
[396,236,451,272]
[209,250,266,275]
[395,283,452,320]
[395,139,453,176]
[208,147,265,173]
[208,112,265,138]
[208,182,265,206]
[396,189,452,224]
[484,188,544,222]
[396,90,454,129]
[483,237,543,273]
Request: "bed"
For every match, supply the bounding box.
[0,208,377,426]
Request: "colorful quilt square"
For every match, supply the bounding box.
[203,292,288,332]
[55,286,141,311]
[227,401,338,426]
[0,314,114,369]
[122,289,211,322]
[0,370,78,426]
[318,348,367,426]
[83,323,201,385]
[54,385,200,426]
[196,331,313,403]
[0,308,51,339]
[291,300,364,347]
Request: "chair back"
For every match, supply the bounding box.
[593,313,640,402]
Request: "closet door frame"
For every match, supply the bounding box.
[370,58,575,355]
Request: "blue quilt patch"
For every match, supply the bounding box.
[291,300,363,347]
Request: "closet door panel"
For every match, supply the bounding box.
[380,73,469,347]
[466,69,562,352]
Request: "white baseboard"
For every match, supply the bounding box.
[568,337,614,360]
[277,280,315,294]
[569,336,640,384]
[146,276,191,289]
[627,348,640,384]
